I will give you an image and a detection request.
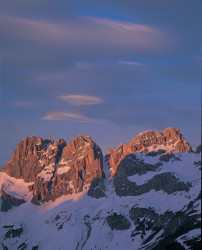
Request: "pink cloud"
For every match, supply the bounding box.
[59,95,104,105]
[42,112,102,123]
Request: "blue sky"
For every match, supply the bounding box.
[0,0,201,167]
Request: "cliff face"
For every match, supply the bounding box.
[2,135,103,203]
[0,129,201,250]
[107,128,191,176]
[1,128,192,202]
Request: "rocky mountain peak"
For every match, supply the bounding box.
[66,134,93,150]
[2,136,55,182]
[1,128,192,203]
[108,127,191,176]
[0,129,200,250]
[2,134,104,204]
[118,142,125,149]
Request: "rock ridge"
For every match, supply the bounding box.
[0,128,192,204]
[2,134,104,204]
[107,128,191,176]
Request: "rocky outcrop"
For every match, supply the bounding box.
[87,178,105,199]
[129,207,174,238]
[114,172,190,197]
[3,225,23,239]
[147,195,201,250]
[0,187,26,212]
[115,154,160,177]
[107,128,191,176]
[106,213,131,231]
[159,153,181,162]
[195,144,202,154]
[129,196,201,250]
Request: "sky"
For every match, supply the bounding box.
[0,0,201,168]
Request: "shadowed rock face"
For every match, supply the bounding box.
[195,144,202,154]
[107,128,192,176]
[112,153,188,196]
[159,153,182,162]
[145,193,202,250]
[106,213,131,231]
[115,154,160,177]
[114,172,190,197]
[2,135,104,203]
[129,207,174,236]
[87,178,106,199]
[3,225,23,239]
[0,187,26,212]
[129,198,201,249]
[113,156,190,197]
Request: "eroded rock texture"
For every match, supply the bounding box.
[2,136,65,182]
[0,128,192,205]
[107,128,191,176]
[2,135,104,203]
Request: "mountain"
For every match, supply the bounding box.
[0,128,201,250]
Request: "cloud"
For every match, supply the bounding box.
[42,112,102,122]
[0,13,163,45]
[59,95,104,105]
[0,12,175,69]
[119,61,143,66]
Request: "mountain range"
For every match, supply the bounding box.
[0,127,201,250]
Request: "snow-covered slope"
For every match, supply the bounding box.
[0,132,201,250]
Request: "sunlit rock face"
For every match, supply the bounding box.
[0,129,201,250]
[107,128,192,177]
[2,136,55,182]
[2,135,104,204]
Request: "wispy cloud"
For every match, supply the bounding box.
[59,95,104,105]
[0,13,161,44]
[0,12,175,68]
[42,112,102,123]
[119,61,143,66]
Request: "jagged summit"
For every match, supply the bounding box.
[1,128,192,188]
[0,128,193,203]
[0,129,201,249]
[107,127,191,176]
[116,127,191,152]
[2,134,103,204]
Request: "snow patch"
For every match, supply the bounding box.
[0,172,33,201]
[38,163,55,181]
